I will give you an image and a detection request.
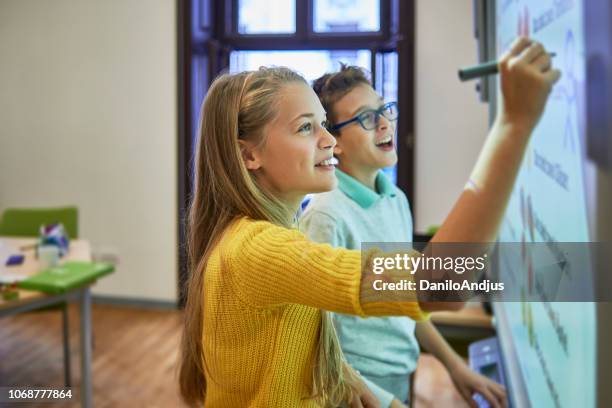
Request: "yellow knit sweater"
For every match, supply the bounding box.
[202,217,427,407]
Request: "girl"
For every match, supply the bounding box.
[179,37,559,408]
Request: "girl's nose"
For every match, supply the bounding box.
[320,127,337,150]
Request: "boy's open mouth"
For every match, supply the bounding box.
[375,135,394,150]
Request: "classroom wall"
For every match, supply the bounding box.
[0,0,489,298]
[414,0,490,232]
[0,0,178,302]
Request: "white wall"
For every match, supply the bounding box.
[415,0,490,232]
[0,0,178,302]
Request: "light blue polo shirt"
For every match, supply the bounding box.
[299,169,420,407]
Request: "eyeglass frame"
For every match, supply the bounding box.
[329,101,398,132]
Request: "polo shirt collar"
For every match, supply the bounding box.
[336,168,396,209]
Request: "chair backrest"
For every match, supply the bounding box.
[0,207,79,239]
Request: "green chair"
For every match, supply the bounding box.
[0,206,78,387]
[0,207,78,239]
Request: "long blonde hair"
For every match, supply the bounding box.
[179,67,356,407]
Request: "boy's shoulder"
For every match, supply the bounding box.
[304,184,411,217]
[391,184,411,209]
[302,188,358,220]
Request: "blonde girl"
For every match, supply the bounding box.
[179,37,559,408]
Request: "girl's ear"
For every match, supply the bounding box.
[238,140,262,170]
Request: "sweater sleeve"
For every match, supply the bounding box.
[223,219,427,321]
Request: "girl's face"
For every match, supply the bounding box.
[332,84,398,172]
[244,82,338,207]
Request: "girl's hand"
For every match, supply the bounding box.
[447,359,507,408]
[497,36,561,134]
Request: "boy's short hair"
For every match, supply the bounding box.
[312,64,372,133]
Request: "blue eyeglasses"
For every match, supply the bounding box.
[330,101,398,132]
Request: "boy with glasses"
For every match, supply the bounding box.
[301,65,506,408]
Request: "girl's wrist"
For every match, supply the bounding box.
[493,114,533,138]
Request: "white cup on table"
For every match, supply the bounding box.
[38,245,60,270]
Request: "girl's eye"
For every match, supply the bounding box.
[298,123,312,133]
[322,120,330,129]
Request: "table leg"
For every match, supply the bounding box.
[62,303,72,387]
[79,288,92,408]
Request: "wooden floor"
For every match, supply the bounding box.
[1,304,468,408]
[0,303,187,408]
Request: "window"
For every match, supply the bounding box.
[375,51,399,184]
[238,0,296,34]
[313,0,380,33]
[230,50,371,82]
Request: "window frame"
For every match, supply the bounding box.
[220,0,391,48]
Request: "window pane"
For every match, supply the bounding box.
[229,50,371,83]
[376,52,399,184]
[375,52,398,103]
[238,0,295,34]
[314,0,380,33]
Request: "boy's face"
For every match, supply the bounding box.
[332,84,398,173]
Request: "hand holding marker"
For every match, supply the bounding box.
[459,51,556,81]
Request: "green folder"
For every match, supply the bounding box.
[18,261,114,294]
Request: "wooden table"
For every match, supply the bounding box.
[0,237,95,408]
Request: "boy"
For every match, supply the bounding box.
[301,65,506,408]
